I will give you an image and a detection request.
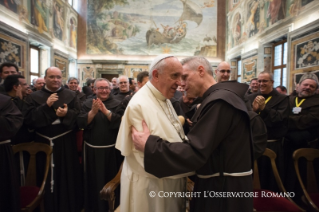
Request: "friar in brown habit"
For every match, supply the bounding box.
[132,56,254,212]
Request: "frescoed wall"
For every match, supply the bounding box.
[0,0,77,48]
[227,0,315,50]
[85,0,220,57]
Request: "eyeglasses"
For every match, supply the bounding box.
[97,87,110,91]
[258,80,270,83]
[219,70,231,74]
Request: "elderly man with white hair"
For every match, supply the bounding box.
[115,55,193,212]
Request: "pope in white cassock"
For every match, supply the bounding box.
[115,55,193,212]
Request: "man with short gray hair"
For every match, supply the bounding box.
[284,73,319,199]
[116,55,192,212]
[32,78,45,91]
[68,77,86,104]
[78,78,122,212]
[114,75,133,101]
[131,56,253,212]
[111,77,119,95]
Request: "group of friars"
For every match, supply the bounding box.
[1,53,319,212]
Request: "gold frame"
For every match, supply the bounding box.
[0,33,27,73]
[54,54,69,83]
[289,31,319,91]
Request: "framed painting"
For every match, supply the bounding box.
[84,0,226,60]
[242,55,257,82]
[0,33,27,72]
[294,70,319,86]
[54,54,68,83]
[291,31,319,71]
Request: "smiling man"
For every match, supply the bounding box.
[284,73,319,199]
[116,55,193,212]
[246,71,289,192]
[78,78,122,212]
[131,56,253,212]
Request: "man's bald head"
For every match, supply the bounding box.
[215,61,231,82]
[44,67,62,91]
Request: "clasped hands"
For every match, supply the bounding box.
[252,95,266,112]
[91,98,111,116]
[46,93,68,117]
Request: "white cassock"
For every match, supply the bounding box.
[116,81,194,212]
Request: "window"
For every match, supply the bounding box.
[30,46,40,83]
[272,40,287,88]
[237,59,241,82]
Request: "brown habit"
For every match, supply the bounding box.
[144,81,253,212]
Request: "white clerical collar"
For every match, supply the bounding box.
[45,85,62,92]
[147,81,166,101]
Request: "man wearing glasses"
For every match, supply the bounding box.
[24,67,83,212]
[246,71,289,192]
[78,78,123,212]
[214,61,231,82]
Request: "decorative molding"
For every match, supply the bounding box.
[258,24,291,45]
[241,49,258,60]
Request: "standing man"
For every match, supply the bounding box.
[246,78,260,95]
[78,78,122,212]
[115,71,149,116]
[31,78,45,92]
[68,77,86,104]
[0,62,19,93]
[132,56,253,212]
[129,77,137,92]
[0,93,23,212]
[246,71,289,191]
[214,61,231,82]
[3,75,34,144]
[113,75,133,101]
[111,77,119,95]
[24,67,83,212]
[116,55,193,212]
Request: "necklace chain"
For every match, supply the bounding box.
[146,84,185,140]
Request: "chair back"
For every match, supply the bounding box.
[12,142,52,189]
[253,148,304,211]
[293,148,319,211]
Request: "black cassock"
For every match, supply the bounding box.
[24,87,83,212]
[77,95,122,212]
[0,94,22,212]
[144,81,253,212]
